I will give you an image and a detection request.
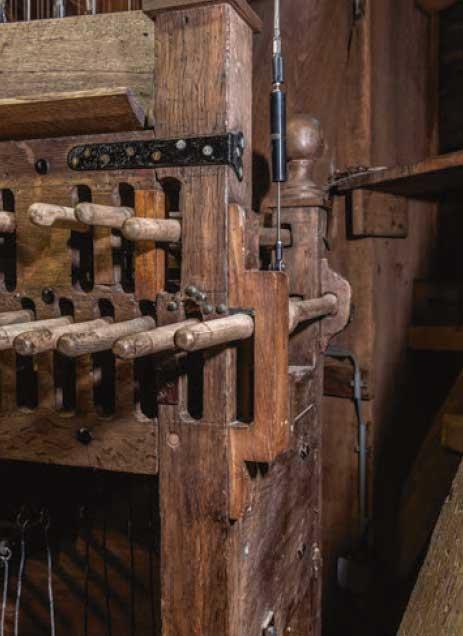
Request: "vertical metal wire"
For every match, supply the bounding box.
[14,521,27,636]
[0,546,12,636]
[128,479,135,636]
[43,513,56,636]
[102,477,112,636]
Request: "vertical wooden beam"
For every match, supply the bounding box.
[134,189,166,300]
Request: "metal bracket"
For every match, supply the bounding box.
[68,132,245,181]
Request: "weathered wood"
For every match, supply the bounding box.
[416,0,457,12]
[348,189,408,238]
[0,211,16,233]
[175,314,254,352]
[123,217,181,242]
[289,294,337,334]
[324,358,372,400]
[259,226,291,247]
[75,203,134,229]
[399,459,463,635]
[0,309,34,326]
[0,88,145,141]
[0,316,72,351]
[14,318,110,356]
[0,12,154,113]
[408,326,463,351]
[58,316,155,357]
[114,319,198,359]
[29,202,87,231]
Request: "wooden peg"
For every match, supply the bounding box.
[175,314,254,352]
[28,203,87,231]
[122,217,182,243]
[75,203,134,229]
[0,316,72,351]
[259,227,291,248]
[57,316,156,357]
[288,294,337,334]
[0,211,16,233]
[0,309,34,326]
[114,318,199,359]
[14,318,110,356]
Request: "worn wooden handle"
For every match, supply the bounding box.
[0,309,34,326]
[122,217,182,243]
[28,203,87,231]
[75,203,134,229]
[0,211,16,233]
[0,316,73,351]
[175,314,254,352]
[57,316,155,357]
[288,294,338,334]
[114,319,199,359]
[14,318,110,356]
[259,227,291,248]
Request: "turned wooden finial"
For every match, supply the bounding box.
[282,113,325,202]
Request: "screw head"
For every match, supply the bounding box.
[151,150,162,162]
[35,159,49,175]
[237,166,243,180]
[216,304,228,315]
[99,153,110,167]
[185,285,198,297]
[125,146,136,157]
[83,148,91,158]
[202,145,214,157]
[41,288,55,304]
[176,139,187,151]
[167,301,179,312]
[239,135,246,150]
[76,428,93,445]
[202,304,214,315]
[196,292,207,302]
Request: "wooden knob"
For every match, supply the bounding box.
[0,316,72,351]
[14,318,109,356]
[75,203,134,230]
[0,310,34,326]
[0,211,16,233]
[28,203,87,231]
[57,316,155,357]
[114,319,199,359]
[288,294,337,334]
[175,314,254,352]
[122,218,182,243]
[287,114,324,162]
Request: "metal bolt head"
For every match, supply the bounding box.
[237,166,243,180]
[185,285,198,297]
[70,156,80,169]
[167,301,179,312]
[151,150,162,162]
[99,153,110,167]
[216,304,228,315]
[176,139,187,151]
[202,304,213,315]
[239,135,246,150]
[35,158,50,175]
[196,291,207,302]
[83,148,91,159]
[202,145,214,157]
[125,146,136,157]
[76,428,93,445]
[41,287,55,305]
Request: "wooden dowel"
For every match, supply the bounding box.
[0,309,34,326]
[0,211,16,233]
[114,319,199,359]
[122,217,182,243]
[75,203,134,229]
[28,203,87,231]
[14,318,110,356]
[288,294,338,334]
[259,227,291,248]
[0,316,72,351]
[175,314,254,352]
[57,316,155,357]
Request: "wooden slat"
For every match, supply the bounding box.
[0,88,145,141]
[143,0,262,32]
[324,358,372,400]
[334,150,463,199]
[134,189,166,300]
[408,326,463,351]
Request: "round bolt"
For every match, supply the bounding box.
[83,148,91,158]
[125,146,136,158]
[239,135,246,150]
[151,150,162,162]
[167,301,179,312]
[202,145,214,157]
[41,287,55,305]
[216,304,228,315]
[99,153,110,167]
[70,156,80,169]
[185,285,198,297]
[196,291,207,302]
[202,304,214,315]
[76,428,93,445]
[176,139,187,151]
[237,166,243,180]
[35,159,49,175]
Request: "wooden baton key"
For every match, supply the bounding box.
[57,316,156,357]
[0,211,16,233]
[0,310,34,326]
[0,316,73,351]
[14,318,110,356]
[122,217,181,243]
[174,314,254,353]
[113,318,199,359]
[288,294,338,334]
[75,203,134,230]
[28,203,88,231]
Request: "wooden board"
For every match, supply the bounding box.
[334,150,463,199]
[0,88,146,141]
[0,12,154,113]
[143,0,262,31]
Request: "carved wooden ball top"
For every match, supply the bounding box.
[287,114,324,162]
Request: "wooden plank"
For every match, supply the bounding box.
[398,459,463,635]
[334,150,463,199]
[324,358,372,400]
[143,0,262,32]
[0,88,145,141]
[0,12,154,112]
[408,326,463,351]
[134,189,166,300]
[348,189,408,238]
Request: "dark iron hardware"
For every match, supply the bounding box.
[67,132,245,181]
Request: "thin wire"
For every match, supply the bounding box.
[0,548,11,636]
[44,518,56,636]
[14,523,27,636]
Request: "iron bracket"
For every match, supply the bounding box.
[67,132,245,181]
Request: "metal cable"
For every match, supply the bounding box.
[44,514,56,636]
[0,546,12,636]
[14,521,27,636]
